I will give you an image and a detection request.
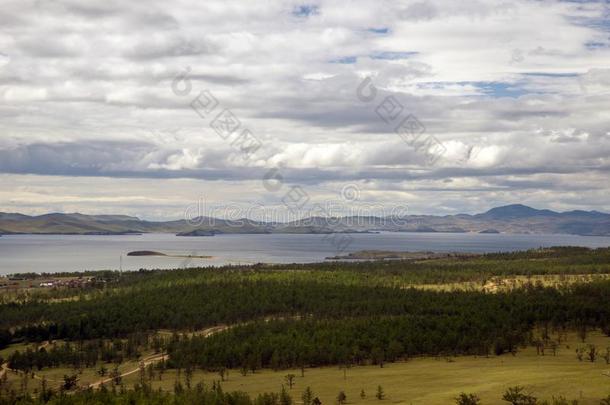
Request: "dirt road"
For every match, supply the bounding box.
[88,325,229,389]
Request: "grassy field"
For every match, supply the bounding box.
[179,355,610,405]
[0,342,30,359]
[126,331,610,404]
[4,332,610,404]
[415,273,610,292]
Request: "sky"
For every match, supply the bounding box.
[0,0,609,220]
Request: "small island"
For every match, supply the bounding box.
[479,229,501,234]
[176,229,222,237]
[127,251,213,259]
[127,251,167,256]
[326,250,480,261]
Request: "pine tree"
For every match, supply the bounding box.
[337,391,347,405]
[285,373,296,389]
[280,385,293,405]
[454,392,481,405]
[302,386,314,405]
[375,385,385,400]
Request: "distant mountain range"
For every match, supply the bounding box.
[0,204,609,236]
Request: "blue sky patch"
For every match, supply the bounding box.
[477,82,528,98]
[585,41,607,49]
[367,27,389,34]
[293,5,319,17]
[415,81,528,98]
[568,15,610,32]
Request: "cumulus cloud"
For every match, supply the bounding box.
[0,0,609,217]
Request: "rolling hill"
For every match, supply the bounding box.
[0,204,608,236]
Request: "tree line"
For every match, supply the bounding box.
[1,273,610,352]
[6,332,159,371]
[5,281,610,372]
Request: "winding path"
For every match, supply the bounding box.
[0,362,8,380]
[87,325,228,389]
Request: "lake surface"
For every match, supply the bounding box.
[1,232,610,275]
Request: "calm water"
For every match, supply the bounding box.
[1,232,610,275]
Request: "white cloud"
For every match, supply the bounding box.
[0,0,609,217]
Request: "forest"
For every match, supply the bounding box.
[1,247,610,403]
[5,281,610,373]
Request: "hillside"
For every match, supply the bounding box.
[0,204,608,236]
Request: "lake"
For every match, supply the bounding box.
[1,232,610,275]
